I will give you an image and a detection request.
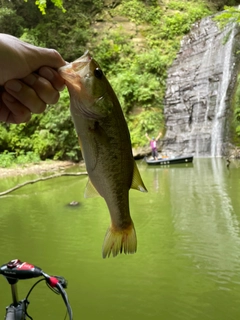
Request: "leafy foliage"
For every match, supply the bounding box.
[20,3,93,61]
[231,75,240,145]
[24,0,65,15]
[118,0,163,25]
[0,7,25,37]
[214,5,240,143]
[0,90,80,162]
[214,5,240,28]
[0,151,40,168]
[92,26,169,144]
[128,110,164,146]
[0,0,217,163]
[95,0,211,142]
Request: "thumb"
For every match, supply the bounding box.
[38,48,66,69]
[27,45,66,71]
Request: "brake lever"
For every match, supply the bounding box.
[51,275,68,289]
[42,272,73,319]
[42,272,67,289]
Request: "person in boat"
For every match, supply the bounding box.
[145,132,162,160]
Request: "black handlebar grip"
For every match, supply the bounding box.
[0,259,42,280]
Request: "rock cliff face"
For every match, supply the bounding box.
[162,17,240,157]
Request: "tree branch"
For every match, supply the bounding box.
[0,172,88,197]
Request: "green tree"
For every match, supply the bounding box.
[0,8,25,37]
[214,5,240,28]
[0,0,219,161]
[24,0,65,14]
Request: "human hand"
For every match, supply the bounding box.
[156,131,162,141]
[0,34,66,124]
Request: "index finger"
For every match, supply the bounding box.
[1,93,31,124]
[38,67,65,91]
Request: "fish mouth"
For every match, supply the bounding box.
[72,50,92,73]
[59,51,92,74]
[59,51,107,119]
[58,51,92,85]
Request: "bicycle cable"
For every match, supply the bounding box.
[24,277,73,320]
[25,278,45,300]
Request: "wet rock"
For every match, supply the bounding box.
[67,201,80,207]
[132,146,151,159]
[162,16,240,157]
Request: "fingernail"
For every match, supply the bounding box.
[5,80,22,92]
[40,67,54,80]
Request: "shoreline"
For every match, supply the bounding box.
[0,160,78,178]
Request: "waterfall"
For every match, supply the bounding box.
[211,28,235,157]
[163,17,240,157]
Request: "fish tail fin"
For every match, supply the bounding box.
[102,222,137,258]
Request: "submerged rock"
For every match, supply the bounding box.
[67,201,80,207]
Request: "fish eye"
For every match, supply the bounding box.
[94,68,103,79]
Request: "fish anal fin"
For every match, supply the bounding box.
[131,161,148,192]
[84,179,100,198]
[102,223,137,258]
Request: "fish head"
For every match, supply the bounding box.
[59,51,112,119]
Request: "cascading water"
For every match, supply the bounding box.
[163,16,240,157]
[211,28,235,157]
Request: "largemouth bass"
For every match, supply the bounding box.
[58,51,147,258]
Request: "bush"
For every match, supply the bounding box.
[0,8,25,37]
[0,89,80,162]
[0,0,215,155]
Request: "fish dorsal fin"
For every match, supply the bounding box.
[84,179,100,198]
[131,161,148,192]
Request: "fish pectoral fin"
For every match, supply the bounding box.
[131,161,148,192]
[84,179,100,198]
[78,136,84,158]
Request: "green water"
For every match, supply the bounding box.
[0,158,240,320]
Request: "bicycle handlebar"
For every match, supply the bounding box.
[0,259,73,320]
[0,259,42,281]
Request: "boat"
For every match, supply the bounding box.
[145,155,194,166]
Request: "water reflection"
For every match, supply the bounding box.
[0,159,240,320]
[143,159,240,319]
[166,159,240,274]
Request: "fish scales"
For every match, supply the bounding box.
[59,51,147,258]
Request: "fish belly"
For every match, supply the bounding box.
[71,103,137,258]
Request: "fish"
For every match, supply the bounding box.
[58,51,147,258]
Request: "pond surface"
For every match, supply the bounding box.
[0,158,240,320]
